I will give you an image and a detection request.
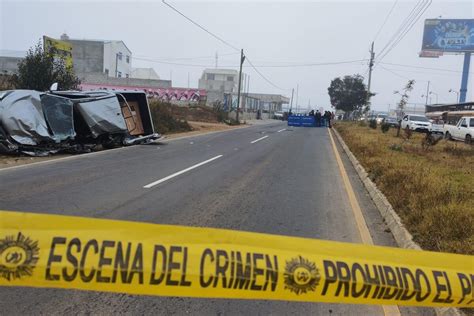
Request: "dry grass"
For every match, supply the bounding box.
[335,122,473,255]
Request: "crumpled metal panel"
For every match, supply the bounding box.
[74,96,127,138]
[40,94,75,142]
[0,90,53,145]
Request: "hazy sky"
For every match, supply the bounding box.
[1,0,473,111]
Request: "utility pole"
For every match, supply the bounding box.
[295,84,299,114]
[425,81,430,105]
[187,72,190,88]
[366,42,375,114]
[236,49,245,123]
[246,75,250,94]
[289,88,294,113]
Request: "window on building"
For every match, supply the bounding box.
[118,71,122,78]
[125,73,129,78]
[105,69,109,75]
[227,76,234,82]
[126,55,130,63]
[118,52,123,60]
[207,73,215,80]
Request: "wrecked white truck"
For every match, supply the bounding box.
[0,89,160,156]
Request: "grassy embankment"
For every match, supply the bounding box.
[335,122,473,255]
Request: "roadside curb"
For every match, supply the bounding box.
[332,128,462,316]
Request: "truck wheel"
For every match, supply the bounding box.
[445,132,451,140]
[466,135,472,145]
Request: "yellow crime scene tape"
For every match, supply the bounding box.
[0,210,473,308]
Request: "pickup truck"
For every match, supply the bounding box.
[444,116,474,144]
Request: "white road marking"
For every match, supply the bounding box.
[143,155,223,189]
[250,135,269,144]
[277,128,286,133]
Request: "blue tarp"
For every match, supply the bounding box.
[287,115,327,127]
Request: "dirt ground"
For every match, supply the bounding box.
[0,121,245,169]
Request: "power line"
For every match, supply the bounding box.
[245,56,288,91]
[378,1,430,62]
[134,56,367,69]
[373,0,399,42]
[377,0,424,58]
[380,62,473,74]
[380,65,465,77]
[134,52,238,61]
[253,60,368,68]
[377,0,432,64]
[379,64,414,80]
[133,57,214,67]
[162,0,240,52]
[162,0,288,91]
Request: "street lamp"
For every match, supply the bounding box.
[448,89,460,103]
[429,91,438,104]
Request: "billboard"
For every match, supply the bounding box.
[43,36,73,68]
[422,19,474,52]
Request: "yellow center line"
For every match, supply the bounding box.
[328,129,401,316]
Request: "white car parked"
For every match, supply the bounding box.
[400,114,431,133]
[444,117,474,144]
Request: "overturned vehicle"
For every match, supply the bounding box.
[0,89,160,156]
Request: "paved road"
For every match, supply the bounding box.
[0,121,432,315]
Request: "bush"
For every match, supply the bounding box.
[212,101,228,123]
[358,120,367,127]
[0,74,17,90]
[369,119,377,129]
[381,122,390,133]
[148,101,192,134]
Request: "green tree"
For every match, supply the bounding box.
[327,75,373,117]
[14,41,80,91]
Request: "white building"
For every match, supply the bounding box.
[103,40,132,78]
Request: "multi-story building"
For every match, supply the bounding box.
[199,69,243,105]
[60,33,133,78]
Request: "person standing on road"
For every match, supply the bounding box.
[316,110,321,127]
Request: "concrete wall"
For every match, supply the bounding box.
[67,40,104,74]
[204,90,225,106]
[228,111,271,121]
[79,72,172,88]
[0,56,23,74]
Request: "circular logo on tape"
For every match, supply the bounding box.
[284,256,320,295]
[0,232,39,281]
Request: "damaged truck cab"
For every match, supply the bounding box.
[0,89,160,156]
